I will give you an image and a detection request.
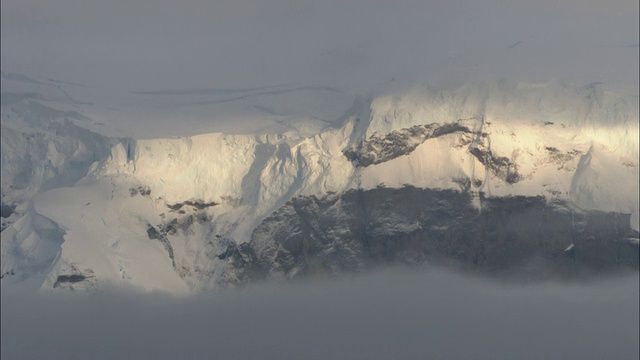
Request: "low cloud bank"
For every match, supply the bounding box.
[2,267,638,359]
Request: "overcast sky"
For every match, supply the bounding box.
[1,0,638,91]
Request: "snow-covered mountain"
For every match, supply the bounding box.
[1,75,638,293]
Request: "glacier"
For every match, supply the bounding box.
[1,75,638,293]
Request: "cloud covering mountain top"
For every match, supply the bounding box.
[2,0,638,92]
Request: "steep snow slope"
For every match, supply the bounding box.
[1,72,116,211]
[0,71,358,229]
[0,200,64,287]
[1,80,638,293]
[356,80,639,222]
[1,121,112,209]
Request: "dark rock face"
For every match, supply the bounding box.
[146,211,213,277]
[343,122,474,167]
[0,203,16,218]
[342,120,524,184]
[53,274,87,288]
[147,224,176,269]
[129,186,151,197]
[222,187,639,285]
[545,147,582,165]
[166,200,217,212]
[469,139,521,184]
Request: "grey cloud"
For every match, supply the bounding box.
[1,0,638,91]
[2,268,639,360]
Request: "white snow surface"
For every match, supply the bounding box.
[1,77,638,293]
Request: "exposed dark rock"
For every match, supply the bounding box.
[222,188,639,286]
[129,186,151,197]
[53,274,87,288]
[150,212,213,279]
[344,122,474,167]
[147,224,176,269]
[146,224,161,239]
[165,218,179,235]
[0,203,16,218]
[469,142,521,184]
[544,147,581,166]
[0,269,15,279]
[183,200,217,210]
[167,203,184,211]
[167,200,217,211]
[452,177,472,192]
[343,120,527,184]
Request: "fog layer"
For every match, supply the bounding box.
[2,268,638,360]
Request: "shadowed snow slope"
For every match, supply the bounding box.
[1,80,638,293]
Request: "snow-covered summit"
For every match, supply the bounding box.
[1,78,638,293]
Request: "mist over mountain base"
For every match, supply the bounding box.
[2,267,638,360]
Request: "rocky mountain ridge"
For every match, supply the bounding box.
[1,79,638,293]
